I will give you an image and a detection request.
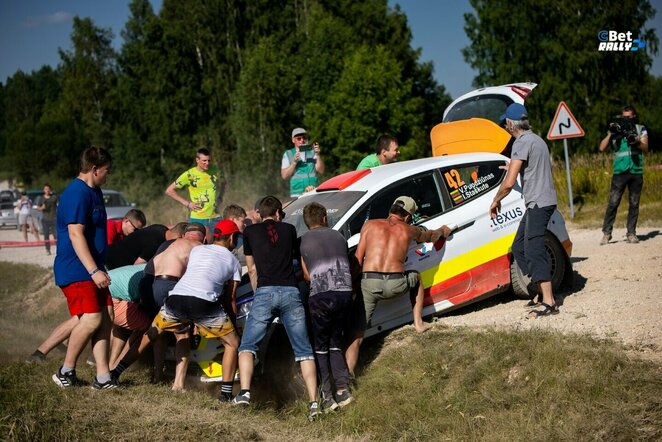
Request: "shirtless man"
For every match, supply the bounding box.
[112,220,241,399]
[142,222,206,382]
[347,196,451,376]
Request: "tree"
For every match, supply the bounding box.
[58,17,118,146]
[463,0,658,153]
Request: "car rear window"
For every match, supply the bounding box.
[0,202,14,210]
[443,94,513,125]
[439,161,506,208]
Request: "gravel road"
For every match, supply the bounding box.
[1,225,660,361]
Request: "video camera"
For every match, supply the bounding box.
[608,117,638,146]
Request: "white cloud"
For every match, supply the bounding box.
[23,11,74,28]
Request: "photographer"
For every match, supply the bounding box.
[599,105,649,245]
[281,127,324,198]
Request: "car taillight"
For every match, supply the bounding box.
[510,86,532,100]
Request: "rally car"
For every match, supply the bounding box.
[192,82,574,379]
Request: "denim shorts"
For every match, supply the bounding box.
[239,286,314,362]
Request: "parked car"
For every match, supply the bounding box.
[0,189,19,203]
[102,189,137,220]
[0,201,18,229]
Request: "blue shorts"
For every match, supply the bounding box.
[239,286,314,362]
[189,217,221,234]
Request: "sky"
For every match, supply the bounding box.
[0,0,661,99]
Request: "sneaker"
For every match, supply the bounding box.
[321,396,339,413]
[219,392,233,403]
[308,401,321,421]
[600,234,611,246]
[232,391,251,406]
[336,389,355,408]
[626,233,639,244]
[92,377,119,390]
[26,350,46,363]
[52,368,81,388]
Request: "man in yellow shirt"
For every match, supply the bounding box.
[165,148,222,242]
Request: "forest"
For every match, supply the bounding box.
[0,0,659,204]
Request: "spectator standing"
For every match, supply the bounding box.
[38,184,58,255]
[166,147,224,242]
[52,146,117,389]
[489,103,559,318]
[281,128,324,198]
[17,191,40,242]
[599,105,649,245]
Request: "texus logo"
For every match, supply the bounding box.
[490,207,523,231]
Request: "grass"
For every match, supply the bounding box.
[0,262,661,441]
[553,152,662,228]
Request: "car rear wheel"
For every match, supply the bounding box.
[510,231,566,299]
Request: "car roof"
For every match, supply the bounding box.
[314,152,507,194]
[102,189,120,194]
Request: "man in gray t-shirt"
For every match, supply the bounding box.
[489,103,559,318]
[300,202,355,411]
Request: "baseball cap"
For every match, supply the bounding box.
[213,219,240,239]
[500,103,528,121]
[392,196,418,216]
[291,127,307,138]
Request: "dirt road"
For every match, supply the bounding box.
[1,225,660,361]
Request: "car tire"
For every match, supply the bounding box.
[510,231,566,299]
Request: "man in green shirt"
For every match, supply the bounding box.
[281,128,325,198]
[356,134,400,170]
[598,105,649,245]
[166,147,223,242]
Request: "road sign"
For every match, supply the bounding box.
[547,101,585,140]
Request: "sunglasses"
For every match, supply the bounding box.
[127,219,141,230]
[294,135,308,140]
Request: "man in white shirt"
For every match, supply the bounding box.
[111,219,242,401]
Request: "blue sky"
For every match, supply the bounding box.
[0,0,661,99]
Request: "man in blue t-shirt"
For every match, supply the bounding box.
[51,146,118,390]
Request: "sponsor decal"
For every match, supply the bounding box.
[489,206,523,231]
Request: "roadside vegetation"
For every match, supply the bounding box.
[1,262,660,441]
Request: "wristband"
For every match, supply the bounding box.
[89,268,101,277]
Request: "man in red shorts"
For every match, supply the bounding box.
[52,146,117,389]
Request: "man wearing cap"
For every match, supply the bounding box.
[281,128,325,198]
[490,103,559,318]
[356,134,400,170]
[355,196,452,334]
[111,219,242,399]
[166,147,224,243]
[346,195,451,377]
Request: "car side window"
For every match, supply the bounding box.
[439,161,506,209]
[345,172,444,237]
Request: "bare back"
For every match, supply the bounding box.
[153,238,201,277]
[357,217,420,273]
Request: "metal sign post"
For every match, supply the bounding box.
[563,138,574,219]
[547,101,585,220]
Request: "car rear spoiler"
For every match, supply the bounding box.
[430,118,513,157]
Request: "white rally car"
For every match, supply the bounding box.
[276,154,573,338]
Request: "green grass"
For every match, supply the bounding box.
[0,262,660,441]
[553,153,662,227]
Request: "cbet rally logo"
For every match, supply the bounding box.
[490,207,523,231]
[597,30,646,51]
